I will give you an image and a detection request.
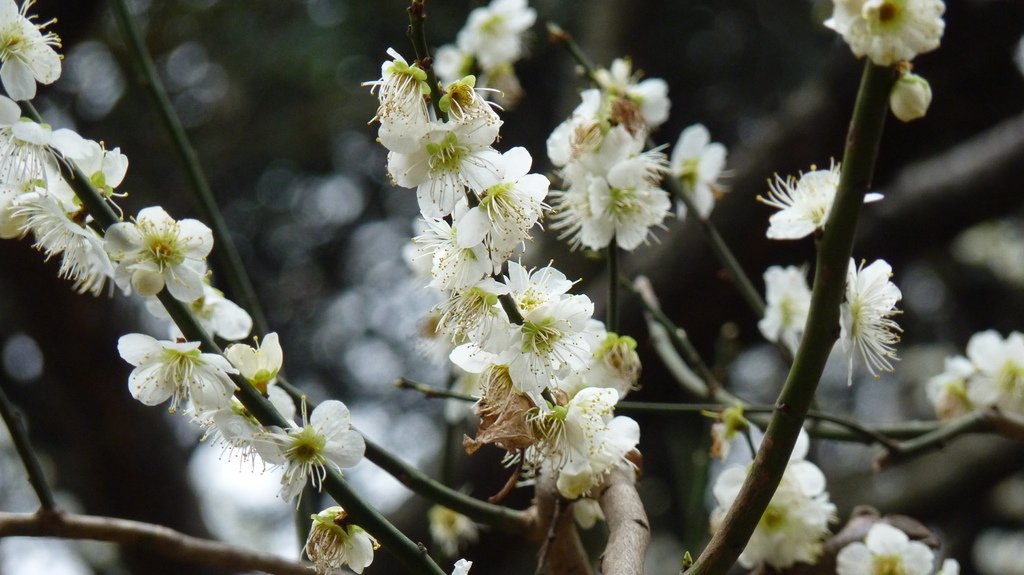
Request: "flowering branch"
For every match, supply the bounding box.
[0,377,56,510]
[108,0,269,336]
[47,136,447,575]
[876,408,1024,470]
[0,511,317,575]
[686,61,898,575]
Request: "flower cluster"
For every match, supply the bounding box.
[927,330,1024,419]
[546,59,672,251]
[710,430,837,570]
[433,0,536,106]
[369,21,641,503]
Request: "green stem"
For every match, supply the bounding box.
[663,176,766,318]
[546,23,599,82]
[0,376,57,510]
[56,149,446,575]
[607,239,619,332]
[109,0,269,336]
[396,377,478,402]
[363,439,529,533]
[407,0,446,120]
[687,61,897,575]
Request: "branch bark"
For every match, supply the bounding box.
[529,474,594,575]
[0,511,319,575]
[596,467,649,575]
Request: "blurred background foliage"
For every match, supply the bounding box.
[1,0,1023,573]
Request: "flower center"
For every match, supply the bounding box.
[287,426,327,465]
[877,2,898,22]
[522,317,560,355]
[427,132,469,173]
[873,554,906,575]
[759,504,787,532]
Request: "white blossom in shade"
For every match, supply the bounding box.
[434,44,472,86]
[458,146,548,263]
[256,400,365,502]
[0,0,61,101]
[559,326,642,400]
[387,116,503,218]
[547,179,593,251]
[413,214,491,291]
[670,123,727,220]
[428,505,479,557]
[104,206,213,301]
[840,259,902,384]
[546,88,602,168]
[198,386,296,465]
[13,181,116,296]
[456,0,536,72]
[758,265,812,354]
[435,277,510,345]
[529,387,639,499]
[507,293,595,400]
[759,162,882,240]
[594,58,671,129]
[965,330,1024,411]
[117,333,238,415]
[582,155,671,251]
[225,332,283,394]
[826,0,945,66]
[938,559,960,575]
[304,506,379,575]
[61,138,129,198]
[364,48,430,153]
[926,355,975,420]
[451,559,473,575]
[836,522,935,575]
[711,432,836,569]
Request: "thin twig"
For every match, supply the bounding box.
[688,61,899,575]
[0,511,318,575]
[407,0,446,120]
[395,378,478,402]
[546,22,599,82]
[109,0,269,336]
[0,378,56,510]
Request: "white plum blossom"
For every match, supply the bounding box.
[582,155,671,250]
[104,206,213,301]
[530,387,639,498]
[836,522,936,575]
[364,48,430,149]
[225,332,283,394]
[964,330,1024,411]
[60,138,130,198]
[758,265,812,354]
[759,162,882,240]
[559,327,641,400]
[826,0,945,66]
[458,146,548,263]
[117,333,238,415]
[13,178,116,296]
[434,44,472,86]
[304,506,379,575]
[0,0,61,101]
[594,58,671,129]
[435,277,510,345]
[198,386,297,464]
[711,431,836,569]
[926,355,974,419]
[387,116,503,218]
[456,0,536,72]
[840,259,903,384]
[146,283,252,342]
[428,505,479,557]
[508,293,595,400]
[413,214,492,291]
[670,123,727,220]
[256,400,365,502]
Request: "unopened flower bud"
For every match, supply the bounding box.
[889,72,932,122]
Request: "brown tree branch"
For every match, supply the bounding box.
[0,511,321,575]
[528,474,594,575]
[596,467,649,575]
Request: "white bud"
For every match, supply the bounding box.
[889,72,932,122]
